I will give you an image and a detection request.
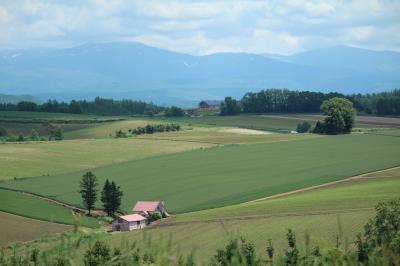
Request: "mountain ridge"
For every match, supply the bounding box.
[1,42,399,106]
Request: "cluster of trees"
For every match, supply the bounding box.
[296,122,312,133]
[2,199,399,265]
[313,97,356,135]
[130,123,181,135]
[218,88,400,116]
[0,97,164,116]
[220,97,242,116]
[115,123,181,138]
[241,89,346,113]
[164,106,185,117]
[78,171,123,216]
[351,89,400,115]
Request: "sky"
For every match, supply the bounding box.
[0,0,399,55]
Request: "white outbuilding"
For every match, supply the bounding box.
[112,214,147,231]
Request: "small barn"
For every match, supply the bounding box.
[133,201,168,217]
[112,214,147,231]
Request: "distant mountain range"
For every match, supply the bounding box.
[0,42,399,106]
[0,93,41,104]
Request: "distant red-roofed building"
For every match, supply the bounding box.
[112,214,147,231]
[133,201,168,217]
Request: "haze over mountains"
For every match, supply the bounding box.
[1,42,399,106]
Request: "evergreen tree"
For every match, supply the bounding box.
[101,180,123,216]
[79,171,98,215]
[101,179,112,216]
[110,181,123,216]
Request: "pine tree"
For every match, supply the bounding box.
[110,181,123,216]
[79,171,98,215]
[101,179,112,216]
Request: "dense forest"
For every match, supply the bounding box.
[0,97,164,116]
[221,89,400,115]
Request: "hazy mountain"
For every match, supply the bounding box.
[0,93,41,104]
[284,45,400,75]
[0,42,399,106]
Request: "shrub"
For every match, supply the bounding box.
[114,130,126,138]
[296,121,311,133]
[211,237,261,266]
[148,212,162,222]
[83,240,111,266]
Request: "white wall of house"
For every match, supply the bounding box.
[112,220,147,231]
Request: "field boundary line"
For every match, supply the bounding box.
[247,165,400,203]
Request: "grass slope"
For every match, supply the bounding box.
[8,168,400,263]
[173,167,400,222]
[63,119,164,139]
[0,211,70,247]
[0,189,98,228]
[0,138,212,180]
[2,134,399,213]
[102,168,400,262]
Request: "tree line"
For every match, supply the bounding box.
[220,88,400,116]
[1,199,399,265]
[0,97,164,116]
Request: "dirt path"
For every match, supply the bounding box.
[247,165,400,203]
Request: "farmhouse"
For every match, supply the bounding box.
[133,201,168,217]
[112,214,147,231]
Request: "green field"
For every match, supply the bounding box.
[161,114,313,132]
[63,119,165,139]
[6,168,399,262]
[172,167,400,222]
[139,126,319,144]
[0,138,213,180]
[89,168,400,261]
[0,111,122,122]
[0,189,98,228]
[2,134,399,214]
[0,211,70,247]
[0,121,97,136]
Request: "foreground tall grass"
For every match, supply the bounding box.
[1,199,399,265]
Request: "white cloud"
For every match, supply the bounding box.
[0,0,399,53]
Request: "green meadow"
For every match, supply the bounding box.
[160,114,313,132]
[0,138,212,180]
[0,189,98,228]
[7,168,399,263]
[63,119,164,139]
[2,134,400,213]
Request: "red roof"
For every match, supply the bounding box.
[119,214,146,222]
[133,201,161,212]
